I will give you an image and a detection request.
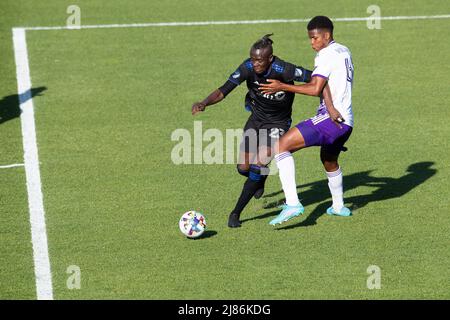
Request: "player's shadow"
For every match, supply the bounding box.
[0,87,47,125]
[241,161,436,229]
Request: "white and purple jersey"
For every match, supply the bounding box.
[312,41,354,127]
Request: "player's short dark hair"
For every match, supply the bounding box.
[307,16,334,33]
[251,33,274,54]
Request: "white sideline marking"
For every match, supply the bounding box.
[12,28,53,300]
[0,163,25,169]
[19,14,450,31]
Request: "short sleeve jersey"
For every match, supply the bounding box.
[312,41,354,127]
[220,56,311,123]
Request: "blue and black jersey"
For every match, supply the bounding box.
[218,56,312,123]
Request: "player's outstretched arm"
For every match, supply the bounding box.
[192,89,224,115]
[259,75,326,97]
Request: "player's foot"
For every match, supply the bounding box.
[269,203,304,226]
[326,206,352,217]
[228,213,242,228]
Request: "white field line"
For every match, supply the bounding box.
[18,14,450,31]
[12,28,53,300]
[0,163,25,169]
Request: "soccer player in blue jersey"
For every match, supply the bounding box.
[259,16,354,225]
[192,34,336,228]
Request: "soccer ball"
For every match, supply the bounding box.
[179,210,207,238]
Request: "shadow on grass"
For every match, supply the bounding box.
[189,230,217,240]
[241,161,436,229]
[0,87,47,125]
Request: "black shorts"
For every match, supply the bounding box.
[241,116,291,154]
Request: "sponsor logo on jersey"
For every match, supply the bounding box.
[259,90,286,101]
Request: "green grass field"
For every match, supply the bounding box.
[1,0,449,300]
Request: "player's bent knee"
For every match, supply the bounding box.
[249,164,269,181]
[277,137,295,154]
[278,140,289,154]
[323,161,339,172]
[320,150,339,171]
[237,164,250,177]
[276,128,306,154]
[274,139,291,154]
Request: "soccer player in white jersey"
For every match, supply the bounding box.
[259,16,354,225]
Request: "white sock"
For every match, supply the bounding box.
[275,152,300,206]
[326,167,344,211]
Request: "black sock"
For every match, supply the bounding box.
[231,177,263,217]
[254,174,268,199]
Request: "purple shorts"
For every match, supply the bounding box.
[295,114,353,155]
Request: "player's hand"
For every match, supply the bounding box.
[192,102,206,115]
[259,79,282,95]
[328,108,344,129]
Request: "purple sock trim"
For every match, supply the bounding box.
[275,152,292,162]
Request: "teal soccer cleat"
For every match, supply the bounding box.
[269,203,304,226]
[326,206,352,217]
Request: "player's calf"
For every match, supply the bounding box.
[249,164,269,199]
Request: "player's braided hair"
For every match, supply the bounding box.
[251,33,274,54]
